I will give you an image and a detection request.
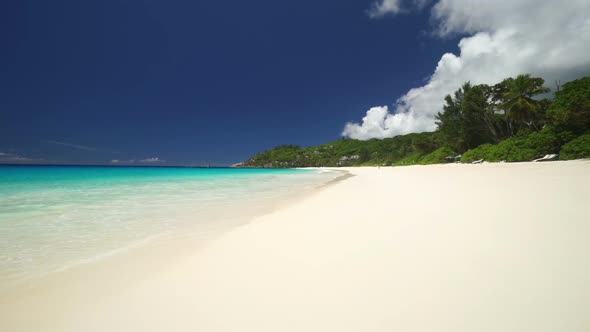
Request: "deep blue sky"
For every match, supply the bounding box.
[1,0,458,165]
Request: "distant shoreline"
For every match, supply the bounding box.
[0,163,234,168]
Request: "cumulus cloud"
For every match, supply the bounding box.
[345,0,590,140]
[368,0,431,17]
[368,0,402,18]
[342,106,436,139]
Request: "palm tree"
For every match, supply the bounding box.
[498,74,550,133]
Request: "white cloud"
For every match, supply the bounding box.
[7,156,33,161]
[0,152,34,162]
[343,106,435,139]
[368,0,431,18]
[111,158,165,164]
[368,0,402,18]
[139,157,164,163]
[110,159,137,164]
[345,0,590,140]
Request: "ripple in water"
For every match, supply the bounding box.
[0,166,339,287]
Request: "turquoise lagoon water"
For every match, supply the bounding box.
[0,166,337,286]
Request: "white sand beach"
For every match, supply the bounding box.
[2,161,590,332]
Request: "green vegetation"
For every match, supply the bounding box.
[460,144,494,163]
[242,75,590,167]
[461,127,575,163]
[419,147,457,165]
[547,77,590,133]
[560,134,590,160]
[244,132,440,167]
[393,153,425,166]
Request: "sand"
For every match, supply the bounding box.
[2,161,590,331]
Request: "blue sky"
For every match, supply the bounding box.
[0,1,458,165]
[2,0,589,165]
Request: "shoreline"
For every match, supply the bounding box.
[2,161,590,331]
[0,168,346,305]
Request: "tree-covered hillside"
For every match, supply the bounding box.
[240,132,443,168]
[240,75,590,168]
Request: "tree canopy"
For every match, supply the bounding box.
[242,74,590,167]
[547,76,590,133]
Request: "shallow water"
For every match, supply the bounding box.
[0,166,337,287]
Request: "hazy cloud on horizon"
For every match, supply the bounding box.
[139,157,164,163]
[0,151,36,163]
